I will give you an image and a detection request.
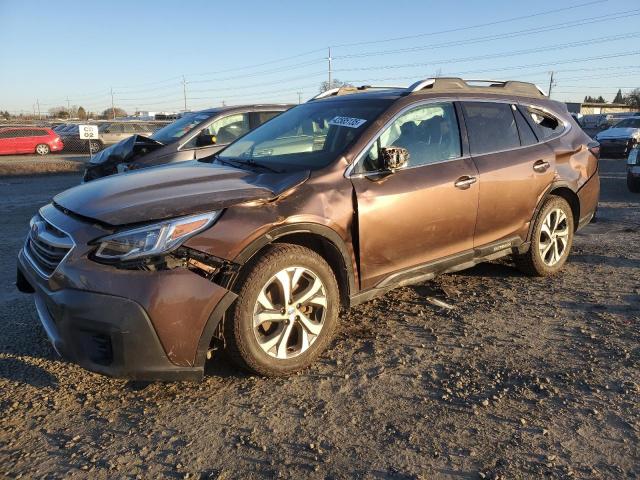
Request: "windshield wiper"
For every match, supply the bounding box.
[216,156,282,174]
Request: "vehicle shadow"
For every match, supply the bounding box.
[0,356,58,389]
[452,260,525,278]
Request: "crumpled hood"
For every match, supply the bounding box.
[89,135,164,165]
[54,161,309,226]
[596,127,640,139]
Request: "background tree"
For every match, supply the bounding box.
[623,89,640,108]
[1,110,10,120]
[77,106,87,120]
[48,106,69,118]
[101,107,127,119]
[613,89,624,103]
[318,79,353,93]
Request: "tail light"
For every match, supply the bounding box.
[587,141,600,159]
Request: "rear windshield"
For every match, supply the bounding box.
[151,112,214,144]
[217,99,392,172]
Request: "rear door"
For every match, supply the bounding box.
[351,101,479,289]
[14,128,36,153]
[461,101,555,246]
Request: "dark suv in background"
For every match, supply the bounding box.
[17,78,599,381]
[83,104,292,181]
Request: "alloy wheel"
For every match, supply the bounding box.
[252,266,327,359]
[538,208,569,266]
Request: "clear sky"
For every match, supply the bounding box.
[1,0,638,115]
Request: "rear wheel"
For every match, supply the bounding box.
[514,196,574,276]
[225,244,339,376]
[35,144,50,155]
[628,173,640,193]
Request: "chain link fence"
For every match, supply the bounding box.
[0,118,171,156]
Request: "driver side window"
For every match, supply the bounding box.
[361,102,461,172]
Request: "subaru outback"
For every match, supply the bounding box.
[16,78,600,380]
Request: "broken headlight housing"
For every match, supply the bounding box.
[93,212,220,262]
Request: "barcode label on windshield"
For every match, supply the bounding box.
[328,116,367,128]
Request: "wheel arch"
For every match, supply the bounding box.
[528,183,580,242]
[233,223,357,308]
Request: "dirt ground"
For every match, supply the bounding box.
[0,158,638,479]
[0,154,85,176]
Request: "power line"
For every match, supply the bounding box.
[335,32,640,73]
[333,9,640,60]
[330,0,607,48]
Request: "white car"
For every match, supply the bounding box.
[594,118,640,157]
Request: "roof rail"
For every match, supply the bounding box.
[308,84,406,101]
[407,77,546,97]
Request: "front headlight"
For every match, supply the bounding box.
[93,212,220,261]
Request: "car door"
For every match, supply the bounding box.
[461,101,556,247]
[14,129,35,153]
[350,101,479,289]
[191,113,251,160]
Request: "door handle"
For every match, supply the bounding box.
[533,160,550,173]
[454,176,477,190]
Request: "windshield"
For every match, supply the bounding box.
[613,118,640,129]
[151,112,214,144]
[217,99,392,171]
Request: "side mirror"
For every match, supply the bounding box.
[196,132,217,147]
[380,146,409,172]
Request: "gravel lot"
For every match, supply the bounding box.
[0,158,638,479]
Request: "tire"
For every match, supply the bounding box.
[89,141,102,154]
[514,196,574,277]
[35,144,50,156]
[628,173,640,193]
[225,243,339,376]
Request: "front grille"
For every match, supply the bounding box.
[25,215,73,276]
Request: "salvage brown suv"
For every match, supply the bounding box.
[17,78,600,380]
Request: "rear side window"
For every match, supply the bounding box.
[513,107,538,146]
[462,102,520,155]
[522,107,563,140]
[255,111,282,125]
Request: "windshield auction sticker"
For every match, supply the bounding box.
[328,116,367,128]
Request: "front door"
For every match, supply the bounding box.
[350,102,479,290]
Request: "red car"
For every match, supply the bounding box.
[0,127,64,155]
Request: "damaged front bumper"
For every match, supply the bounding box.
[16,205,237,381]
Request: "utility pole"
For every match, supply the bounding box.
[110,87,115,119]
[297,91,302,104]
[36,98,41,119]
[328,47,332,90]
[548,71,555,98]
[66,96,71,117]
[182,75,188,112]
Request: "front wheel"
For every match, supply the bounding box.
[35,144,50,155]
[514,196,574,276]
[225,243,339,376]
[628,173,640,193]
